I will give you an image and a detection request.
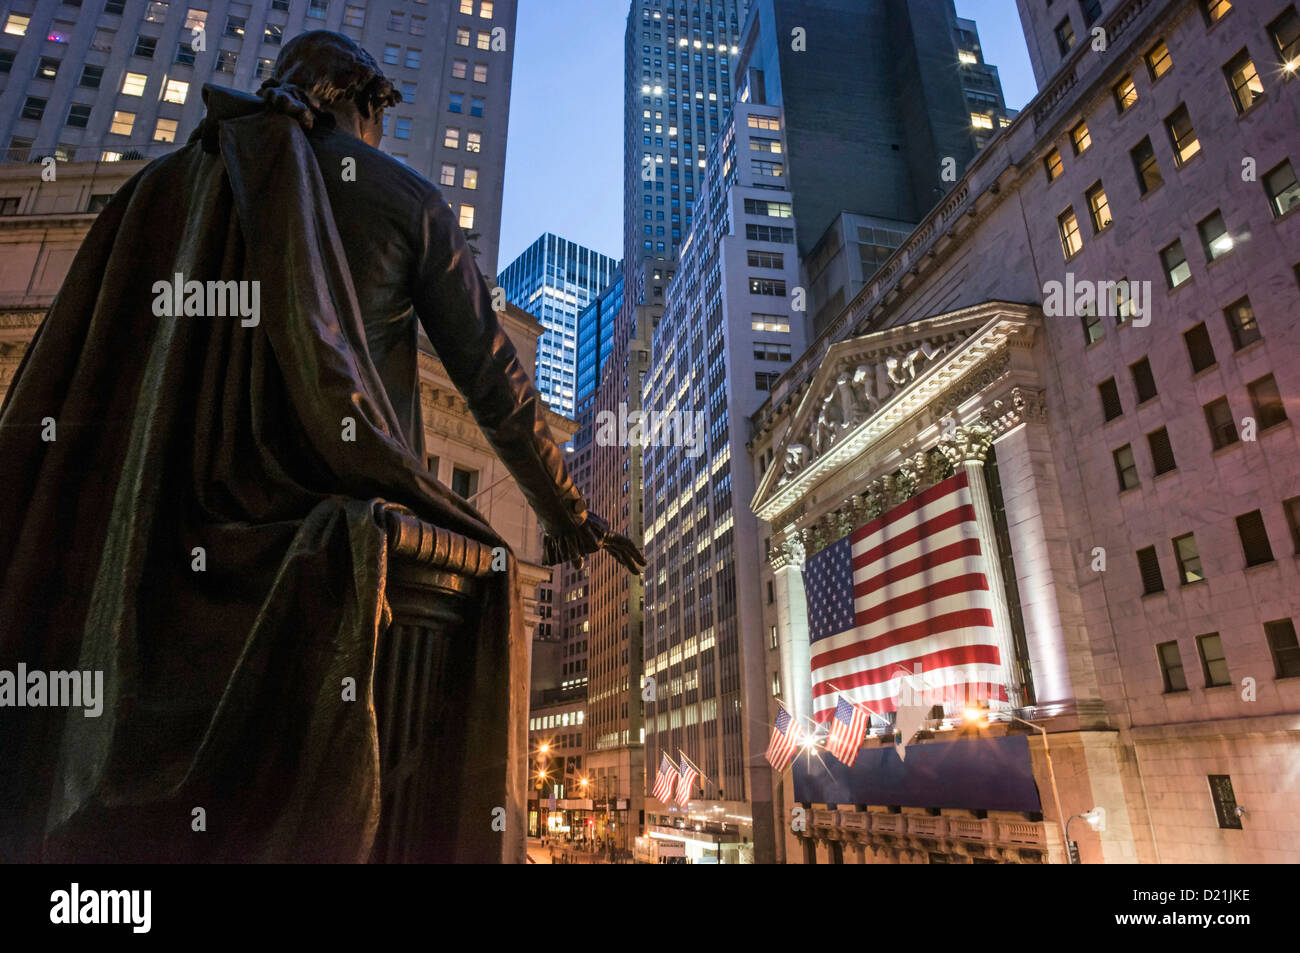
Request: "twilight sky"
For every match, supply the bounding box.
[496,0,1037,273]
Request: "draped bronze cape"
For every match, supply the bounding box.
[0,87,588,862]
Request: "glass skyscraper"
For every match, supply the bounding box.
[575,273,624,408]
[497,233,619,416]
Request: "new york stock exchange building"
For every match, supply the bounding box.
[746,0,1300,866]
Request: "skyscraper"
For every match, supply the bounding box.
[497,232,620,417]
[0,0,517,274]
[642,0,1013,864]
[576,272,624,408]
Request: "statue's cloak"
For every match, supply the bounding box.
[0,94,527,862]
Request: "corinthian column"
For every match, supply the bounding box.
[770,535,813,723]
[939,424,1022,709]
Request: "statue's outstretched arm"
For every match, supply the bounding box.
[411,193,646,575]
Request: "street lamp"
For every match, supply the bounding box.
[1065,808,1105,864]
[963,706,1069,864]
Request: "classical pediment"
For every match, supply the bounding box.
[751,301,1039,523]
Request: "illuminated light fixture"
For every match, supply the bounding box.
[1285,59,1298,73]
[653,85,663,94]
[694,40,701,48]
[641,84,651,93]
[731,45,739,54]
[1210,234,1234,255]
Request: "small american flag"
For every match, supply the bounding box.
[652,752,677,803]
[825,696,871,767]
[765,702,803,774]
[676,754,698,806]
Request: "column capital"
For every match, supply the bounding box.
[770,534,806,571]
[938,422,994,467]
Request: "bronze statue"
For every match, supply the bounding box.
[0,31,643,863]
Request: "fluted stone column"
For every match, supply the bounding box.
[939,424,1023,709]
[771,536,813,723]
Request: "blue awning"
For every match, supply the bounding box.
[792,733,1042,813]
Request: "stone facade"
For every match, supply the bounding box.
[748,0,1300,863]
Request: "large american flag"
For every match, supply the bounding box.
[652,752,677,803]
[676,754,698,806]
[805,471,1006,723]
[825,696,871,767]
[764,701,803,774]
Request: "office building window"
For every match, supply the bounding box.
[748,278,786,296]
[4,13,30,35]
[480,0,494,17]
[466,131,481,152]
[1113,445,1139,491]
[470,96,484,117]
[451,466,478,499]
[264,24,283,45]
[1149,427,1177,475]
[1172,533,1204,584]
[67,103,92,128]
[1197,634,1229,687]
[1270,7,1300,70]
[1248,374,1287,430]
[216,50,237,73]
[1285,496,1300,555]
[1161,239,1190,288]
[400,81,415,103]
[1223,50,1264,113]
[1157,640,1186,691]
[459,0,473,12]
[1146,39,1172,79]
[410,15,426,35]
[121,71,147,96]
[462,167,478,189]
[133,35,157,58]
[109,110,135,135]
[755,372,780,391]
[1058,208,1083,259]
[1204,397,1238,449]
[1165,104,1201,165]
[1131,357,1158,403]
[1099,377,1123,421]
[163,79,189,104]
[383,44,400,66]
[1138,546,1165,594]
[474,62,487,83]
[1043,147,1064,182]
[153,117,178,142]
[21,97,47,121]
[224,16,245,38]
[456,26,470,46]
[1263,160,1300,217]
[459,203,475,229]
[344,5,364,27]
[1086,182,1112,232]
[1114,74,1138,112]
[1070,119,1091,154]
[1081,307,1103,344]
[444,127,460,149]
[394,117,411,139]
[452,58,468,79]
[405,48,421,69]
[389,9,406,31]
[1198,210,1232,261]
[449,92,463,113]
[80,64,104,87]
[36,56,60,80]
[476,30,491,50]
[747,251,783,269]
[1265,619,1300,678]
[1236,509,1274,566]
[1131,136,1163,194]
[307,0,327,15]
[1055,17,1075,56]
[1224,297,1261,349]
[255,58,274,81]
[1184,322,1216,372]
[440,163,456,186]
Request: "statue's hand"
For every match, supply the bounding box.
[570,529,646,575]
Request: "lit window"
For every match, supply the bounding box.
[958,50,977,65]
[255,58,274,81]
[466,131,481,152]
[4,14,30,35]
[122,72,148,96]
[476,30,491,50]
[1197,210,1232,261]
[462,167,478,189]
[1201,0,1232,25]
[224,16,245,38]
[480,0,494,18]
[1263,160,1300,217]
[460,0,473,12]
[1270,8,1300,73]
[216,50,237,73]
[1173,533,1204,584]
[452,59,468,79]
[1070,120,1091,155]
[1054,17,1075,56]
[153,117,179,142]
[109,110,136,136]
[1086,182,1112,232]
[1160,239,1190,289]
[440,163,456,186]
[1058,208,1083,259]
[1165,104,1200,165]
[444,126,460,149]
[1044,147,1064,181]
[36,56,59,80]
[1146,39,1172,79]
[1223,50,1264,113]
[264,24,283,45]
[1113,445,1139,491]
[970,112,992,130]
[184,8,205,29]
[459,204,475,229]
[457,26,470,46]
[474,62,488,83]
[1196,634,1229,688]
[163,79,189,104]
[1114,74,1138,112]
